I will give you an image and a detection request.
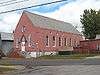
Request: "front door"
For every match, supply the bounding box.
[21,42,25,51]
[21,35,26,51]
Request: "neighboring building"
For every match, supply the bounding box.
[74,35,100,54]
[0,32,13,56]
[11,11,82,58]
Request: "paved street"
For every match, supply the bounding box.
[4,58,100,66]
[1,58,100,75]
[5,65,100,75]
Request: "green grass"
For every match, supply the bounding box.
[0,60,13,66]
[0,67,16,74]
[38,54,100,59]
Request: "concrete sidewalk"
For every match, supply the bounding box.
[0,65,25,70]
[86,56,100,59]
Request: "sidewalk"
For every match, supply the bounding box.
[0,65,25,69]
[86,56,100,59]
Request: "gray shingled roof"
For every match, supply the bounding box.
[24,11,80,34]
[0,32,13,40]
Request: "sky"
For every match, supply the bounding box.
[0,0,100,33]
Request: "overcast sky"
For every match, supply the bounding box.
[0,0,100,33]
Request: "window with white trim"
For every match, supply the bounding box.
[59,37,61,46]
[69,38,71,46]
[28,34,31,47]
[21,26,26,32]
[64,38,67,46]
[52,36,56,47]
[45,36,49,47]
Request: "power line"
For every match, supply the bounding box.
[0,0,17,4]
[0,0,28,7]
[0,0,68,14]
[0,0,29,7]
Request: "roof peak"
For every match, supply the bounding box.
[23,11,81,34]
[24,11,71,24]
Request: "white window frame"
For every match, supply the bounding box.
[69,38,72,46]
[21,26,26,32]
[64,38,67,46]
[61,37,63,46]
[28,34,31,47]
[46,36,49,47]
[53,36,56,47]
[59,37,62,46]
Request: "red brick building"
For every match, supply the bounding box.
[11,11,82,58]
[74,35,100,54]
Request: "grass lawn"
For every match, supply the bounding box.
[38,54,100,59]
[0,59,14,66]
[0,67,16,74]
[0,59,16,74]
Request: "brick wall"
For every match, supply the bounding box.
[14,12,83,54]
[74,39,100,54]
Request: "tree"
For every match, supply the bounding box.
[80,9,100,39]
[96,10,100,34]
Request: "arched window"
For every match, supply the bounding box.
[21,26,26,32]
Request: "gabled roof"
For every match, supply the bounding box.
[0,32,13,41]
[24,11,81,34]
